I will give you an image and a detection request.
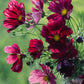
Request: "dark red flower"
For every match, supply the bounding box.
[41,19,72,47]
[4,43,24,73]
[3,0,25,33]
[48,0,73,19]
[51,42,78,61]
[57,60,74,77]
[28,39,43,59]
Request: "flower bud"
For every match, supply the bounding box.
[76,36,83,43]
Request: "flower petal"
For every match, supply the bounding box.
[40,64,50,74]
[11,59,22,73]
[4,43,20,54]
[32,12,42,24]
[6,54,18,64]
[29,69,44,83]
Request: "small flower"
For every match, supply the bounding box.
[48,0,73,19]
[76,36,83,43]
[31,0,44,24]
[3,0,25,33]
[57,60,74,77]
[4,43,24,73]
[28,39,43,59]
[28,64,56,84]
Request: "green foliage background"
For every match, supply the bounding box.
[0,0,84,84]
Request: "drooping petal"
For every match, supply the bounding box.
[6,54,18,64]
[32,12,42,24]
[4,43,20,54]
[11,59,22,73]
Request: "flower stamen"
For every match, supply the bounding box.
[18,15,22,21]
[43,76,49,81]
[54,35,60,41]
[61,9,68,16]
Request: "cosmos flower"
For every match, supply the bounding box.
[57,60,74,77]
[3,0,25,33]
[28,39,43,59]
[4,43,24,73]
[28,64,56,84]
[41,19,72,46]
[48,0,73,19]
[31,0,44,24]
[51,42,78,61]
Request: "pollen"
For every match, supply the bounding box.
[17,54,21,59]
[54,35,60,41]
[43,76,49,81]
[18,15,22,21]
[61,9,68,16]
[38,49,40,52]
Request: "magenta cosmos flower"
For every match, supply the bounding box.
[48,0,73,19]
[3,0,25,33]
[41,19,72,47]
[28,64,56,84]
[28,39,43,59]
[31,0,44,24]
[4,43,24,73]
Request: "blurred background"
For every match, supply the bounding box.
[0,0,84,84]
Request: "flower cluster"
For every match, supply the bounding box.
[3,0,84,84]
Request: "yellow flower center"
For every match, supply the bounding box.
[43,76,49,81]
[54,35,60,41]
[38,49,40,52]
[17,54,21,59]
[18,15,22,21]
[61,9,68,16]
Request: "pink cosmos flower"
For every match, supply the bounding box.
[31,0,44,24]
[48,0,73,19]
[3,0,25,33]
[4,43,23,73]
[28,64,56,84]
[28,39,43,59]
